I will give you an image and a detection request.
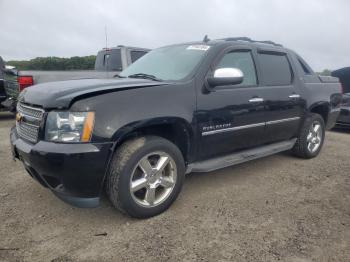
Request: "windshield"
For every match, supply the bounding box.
[119,44,210,81]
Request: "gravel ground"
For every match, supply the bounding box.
[0,112,349,262]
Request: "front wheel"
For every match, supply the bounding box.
[106,136,185,218]
[292,113,325,159]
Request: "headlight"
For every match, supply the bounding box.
[45,111,95,143]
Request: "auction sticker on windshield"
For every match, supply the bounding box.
[186,45,210,51]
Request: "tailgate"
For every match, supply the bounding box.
[4,70,19,98]
[318,75,339,83]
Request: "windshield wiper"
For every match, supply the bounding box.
[127,73,163,82]
[114,74,127,78]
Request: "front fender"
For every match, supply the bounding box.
[110,116,194,143]
[70,82,196,143]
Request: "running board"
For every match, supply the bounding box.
[186,138,297,173]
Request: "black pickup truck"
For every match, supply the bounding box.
[332,67,350,127]
[10,37,342,218]
[0,56,7,108]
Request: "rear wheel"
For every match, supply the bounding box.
[106,136,185,218]
[292,113,325,159]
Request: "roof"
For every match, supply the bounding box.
[219,37,283,47]
[193,36,286,51]
[156,37,287,52]
[99,46,151,52]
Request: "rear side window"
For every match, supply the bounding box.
[258,53,292,86]
[216,51,257,86]
[130,51,147,63]
[108,49,122,70]
[94,49,122,71]
[296,56,314,75]
[298,59,311,74]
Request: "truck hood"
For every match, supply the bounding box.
[20,78,170,109]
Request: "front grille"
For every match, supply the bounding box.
[17,102,44,120]
[16,102,44,143]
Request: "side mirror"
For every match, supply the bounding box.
[207,68,244,88]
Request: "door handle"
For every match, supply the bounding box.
[249,97,264,103]
[289,94,301,99]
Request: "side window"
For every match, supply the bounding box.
[298,59,310,74]
[130,51,147,63]
[104,54,110,67]
[258,53,292,86]
[108,49,122,71]
[216,51,257,86]
[296,57,313,75]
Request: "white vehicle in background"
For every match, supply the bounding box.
[1,46,150,112]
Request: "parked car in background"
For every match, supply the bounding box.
[332,67,350,127]
[10,37,342,218]
[0,56,6,110]
[1,65,19,112]
[2,46,149,112]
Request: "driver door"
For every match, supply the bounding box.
[196,48,268,160]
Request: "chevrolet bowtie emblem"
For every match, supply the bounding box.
[16,113,22,122]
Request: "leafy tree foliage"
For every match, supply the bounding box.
[6,56,96,70]
[317,69,332,76]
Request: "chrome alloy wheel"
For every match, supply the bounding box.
[307,120,323,153]
[129,151,177,207]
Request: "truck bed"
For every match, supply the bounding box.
[19,70,119,84]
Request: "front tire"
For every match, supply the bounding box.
[106,136,185,218]
[292,113,325,159]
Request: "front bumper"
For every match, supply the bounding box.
[10,127,114,208]
[336,107,350,127]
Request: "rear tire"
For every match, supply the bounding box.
[106,136,185,218]
[292,113,325,159]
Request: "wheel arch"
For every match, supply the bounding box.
[110,117,195,164]
[309,102,330,125]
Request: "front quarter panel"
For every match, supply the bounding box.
[70,83,196,143]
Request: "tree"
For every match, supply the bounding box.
[6,56,96,71]
[318,69,332,76]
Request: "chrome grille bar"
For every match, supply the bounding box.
[16,102,44,143]
[17,102,44,120]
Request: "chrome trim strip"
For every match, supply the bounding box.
[266,117,300,125]
[17,103,44,121]
[16,102,44,143]
[288,94,301,99]
[202,122,265,136]
[17,111,42,121]
[18,103,45,113]
[19,121,40,129]
[249,97,264,103]
[202,117,301,136]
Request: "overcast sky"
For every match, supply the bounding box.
[0,0,349,71]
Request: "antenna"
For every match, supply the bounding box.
[105,26,108,49]
[105,26,108,74]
